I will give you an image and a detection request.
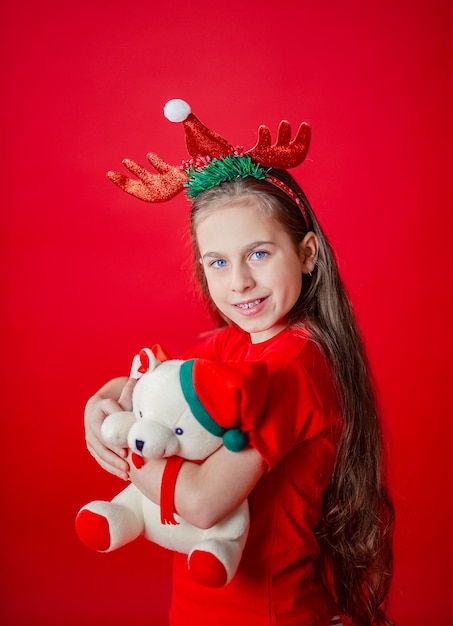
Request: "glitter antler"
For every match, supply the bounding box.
[107,153,188,202]
[245,120,311,169]
[107,99,311,203]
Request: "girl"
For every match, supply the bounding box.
[84,101,394,626]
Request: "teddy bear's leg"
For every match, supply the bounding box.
[76,484,145,552]
[188,537,246,588]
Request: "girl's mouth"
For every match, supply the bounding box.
[233,298,267,314]
[236,299,262,309]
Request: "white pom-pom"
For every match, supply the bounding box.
[164,99,191,123]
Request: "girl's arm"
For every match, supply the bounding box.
[129,446,266,529]
[84,377,136,480]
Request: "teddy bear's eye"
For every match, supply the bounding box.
[139,411,143,418]
[175,427,184,436]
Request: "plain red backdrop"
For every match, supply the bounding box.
[1,1,452,624]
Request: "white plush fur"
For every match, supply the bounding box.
[163,98,191,123]
[77,351,249,586]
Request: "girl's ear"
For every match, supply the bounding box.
[299,232,319,274]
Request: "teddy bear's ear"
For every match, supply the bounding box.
[137,348,162,374]
[129,344,173,378]
[128,348,161,378]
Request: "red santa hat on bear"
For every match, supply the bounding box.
[179,358,268,452]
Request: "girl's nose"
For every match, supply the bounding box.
[230,264,255,292]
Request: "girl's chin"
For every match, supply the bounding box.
[233,319,288,342]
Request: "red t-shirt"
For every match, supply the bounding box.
[170,325,342,626]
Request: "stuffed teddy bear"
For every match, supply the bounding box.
[76,346,268,588]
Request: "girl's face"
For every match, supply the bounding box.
[196,201,311,343]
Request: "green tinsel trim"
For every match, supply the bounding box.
[185,154,267,199]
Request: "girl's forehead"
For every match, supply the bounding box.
[195,202,289,253]
[197,203,273,232]
[195,199,274,229]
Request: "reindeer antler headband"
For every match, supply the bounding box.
[107,99,311,228]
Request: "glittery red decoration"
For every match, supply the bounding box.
[182,113,233,160]
[246,120,311,169]
[267,175,310,229]
[107,101,312,215]
[107,153,188,202]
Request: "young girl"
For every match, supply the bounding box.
[84,101,394,626]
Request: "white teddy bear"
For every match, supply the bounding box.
[76,346,268,588]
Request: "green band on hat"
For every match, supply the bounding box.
[179,360,226,438]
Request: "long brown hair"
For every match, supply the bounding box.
[190,171,395,625]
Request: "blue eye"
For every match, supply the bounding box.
[251,250,267,260]
[211,259,227,268]
[175,427,184,436]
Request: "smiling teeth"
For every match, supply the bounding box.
[237,299,261,309]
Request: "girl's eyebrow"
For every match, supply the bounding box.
[201,251,223,262]
[201,240,275,261]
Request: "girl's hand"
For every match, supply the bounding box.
[84,377,136,480]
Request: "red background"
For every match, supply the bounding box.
[2,1,452,624]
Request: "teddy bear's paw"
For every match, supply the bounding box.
[75,508,112,552]
[188,549,228,588]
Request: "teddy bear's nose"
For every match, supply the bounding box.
[135,440,145,452]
